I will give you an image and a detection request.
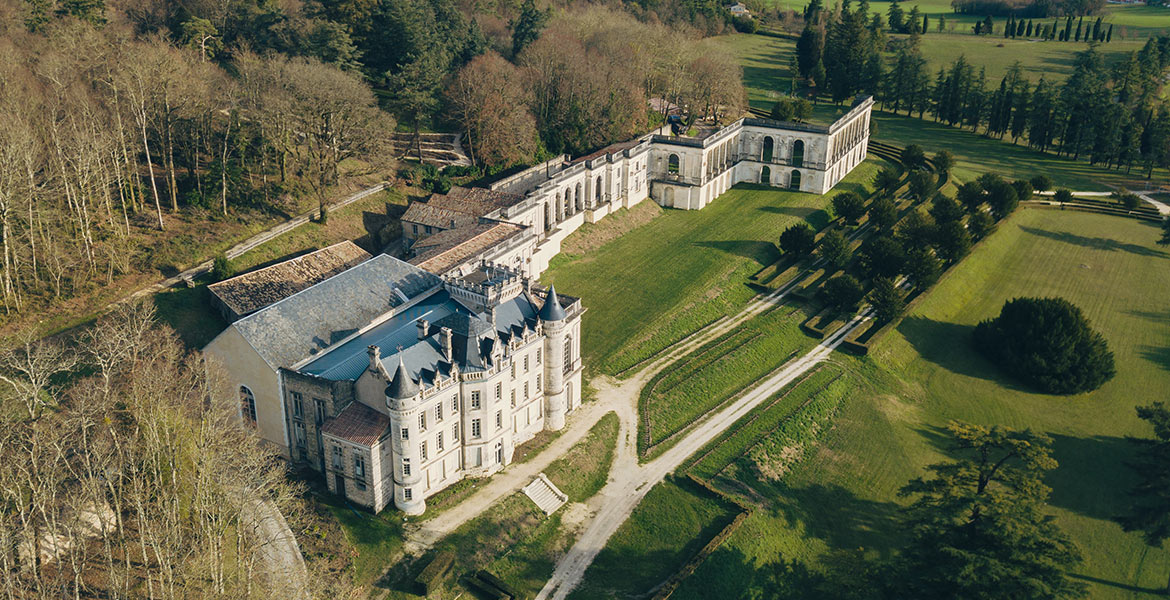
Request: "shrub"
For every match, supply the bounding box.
[1113,191,1141,211]
[211,253,235,281]
[1053,188,1074,205]
[770,99,795,121]
[832,191,866,225]
[973,297,1116,394]
[822,274,864,314]
[779,223,816,259]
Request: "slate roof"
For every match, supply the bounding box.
[207,241,371,318]
[230,254,442,369]
[321,402,390,446]
[387,358,419,399]
[538,285,567,321]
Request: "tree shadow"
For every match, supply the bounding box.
[1139,345,1170,372]
[896,316,1011,385]
[761,482,904,560]
[692,240,781,265]
[1127,309,1170,325]
[1018,226,1168,258]
[1068,572,1168,596]
[914,425,1142,524]
[674,545,845,600]
[758,205,821,220]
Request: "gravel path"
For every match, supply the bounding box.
[534,310,871,600]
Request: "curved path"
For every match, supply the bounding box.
[534,311,871,600]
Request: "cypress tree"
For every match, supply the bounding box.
[1005,16,1013,39]
[1075,17,1082,42]
[1063,17,1073,42]
[975,21,982,35]
[923,14,929,34]
[1026,20,1033,37]
[1093,17,1102,42]
[1107,23,1113,42]
[983,15,993,35]
[1017,18,1026,37]
[938,14,945,32]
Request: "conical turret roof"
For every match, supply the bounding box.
[386,356,419,399]
[538,284,566,322]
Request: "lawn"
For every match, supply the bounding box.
[673,208,1170,599]
[567,477,742,600]
[542,159,881,377]
[544,412,620,502]
[639,302,814,455]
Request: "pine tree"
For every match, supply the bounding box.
[1074,17,1082,42]
[1107,24,1113,43]
[1026,20,1033,37]
[1117,402,1170,595]
[1063,16,1073,42]
[1093,17,1102,42]
[1017,18,1026,37]
[923,14,929,34]
[1005,15,1014,39]
[887,0,904,33]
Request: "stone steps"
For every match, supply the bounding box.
[522,473,568,516]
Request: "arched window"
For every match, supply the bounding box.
[792,139,805,168]
[240,386,257,428]
[789,169,802,190]
[762,137,774,163]
[575,183,583,212]
[760,165,771,184]
[563,336,573,373]
[544,202,551,231]
[595,176,602,203]
[668,154,680,174]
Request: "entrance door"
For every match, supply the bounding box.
[335,473,346,497]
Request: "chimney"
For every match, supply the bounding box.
[367,345,381,371]
[440,327,453,361]
[489,306,497,331]
[417,319,430,340]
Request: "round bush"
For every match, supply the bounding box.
[973,297,1116,394]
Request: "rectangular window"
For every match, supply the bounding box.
[472,419,481,438]
[511,390,516,409]
[536,374,541,392]
[421,441,428,462]
[412,224,418,234]
[536,349,541,364]
[437,432,444,452]
[451,396,458,413]
[314,398,326,424]
[471,391,481,409]
[419,412,427,431]
[331,445,343,470]
[511,361,516,377]
[524,382,529,399]
[401,427,409,440]
[524,355,529,372]
[402,458,411,476]
[294,422,306,448]
[436,404,443,422]
[495,410,502,430]
[425,225,432,234]
[404,488,412,501]
[453,423,459,441]
[354,455,366,480]
[291,392,304,419]
[495,382,501,400]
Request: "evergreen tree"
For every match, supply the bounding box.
[1092,17,1102,42]
[907,5,922,34]
[822,274,865,313]
[935,219,972,262]
[929,195,964,225]
[887,0,904,32]
[796,24,825,79]
[982,15,993,36]
[779,223,817,258]
[1026,20,1033,37]
[923,14,929,35]
[869,196,898,231]
[816,228,852,271]
[1005,15,1014,39]
[860,235,905,279]
[805,0,824,23]
[1107,24,1113,43]
[968,209,994,239]
[938,15,945,32]
[1117,402,1170,594]
[832,190,867,225]
[1074,17,1082,42]
[868,277,906,322]
[1162,217,1170,245]
[1017,18,1026,37]
[894,422,1086,600]
[904,248,941,291]
[1063,17,1073,42]
[510,0,549,57]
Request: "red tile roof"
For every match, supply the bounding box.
[321,402,390,447]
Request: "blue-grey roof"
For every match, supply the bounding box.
[387,358,419,399]
[299,290,542,383]
[538,285,566,321]
[230,254,442,369]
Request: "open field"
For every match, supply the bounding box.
[914,34,1146,83]
[542,160,880,377]
[671,209,1170,599]
[567,477,742,600]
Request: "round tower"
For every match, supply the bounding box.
[540,285,568,431]
[386,357,425,515]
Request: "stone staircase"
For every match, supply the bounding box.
[522,473,568,515]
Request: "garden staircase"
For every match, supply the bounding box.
[522,473,568,515]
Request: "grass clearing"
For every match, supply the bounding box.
[672,209,1170,599]
[545,412,620,502]
[316,493,407,590]
[543,160,880,377]
[568,477,741,600]
[640,303,813,454]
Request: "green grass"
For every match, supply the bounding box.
[543,160,880,377]
[545,412,620,502]
[672,209,1170,599]
[318,494,407,588]
[568,478,741,600]
[640,304,813,453]
[914,34,1145,83]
